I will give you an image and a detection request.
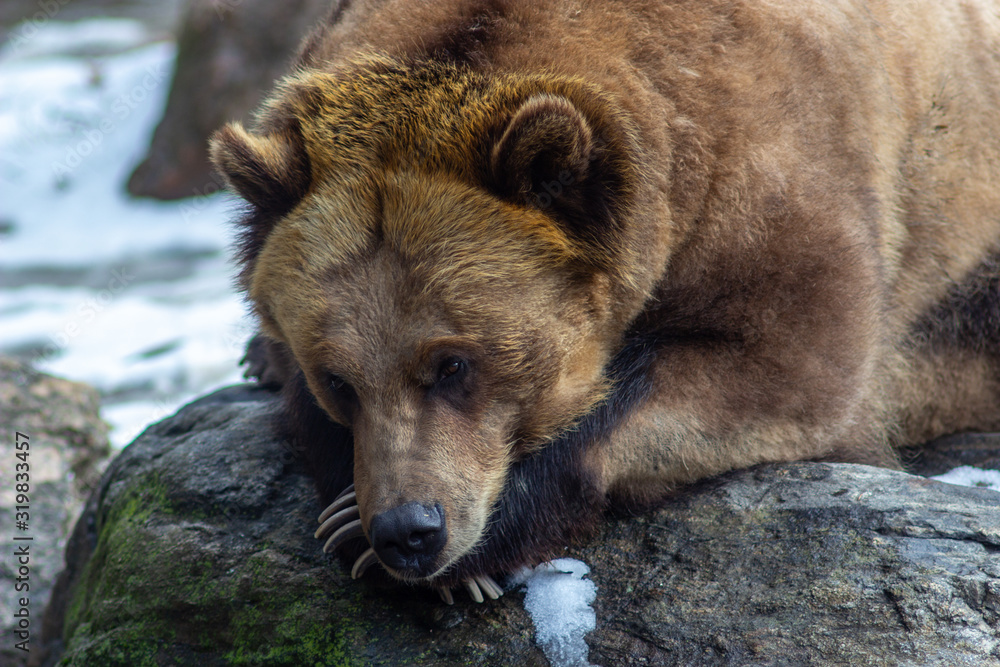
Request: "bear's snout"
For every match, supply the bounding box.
[369,501,447,576]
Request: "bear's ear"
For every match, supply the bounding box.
[210,121,311,287]
[210,121,310,216]
[490,94,626,238]
[491,94,594,198]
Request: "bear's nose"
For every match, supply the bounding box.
[369,501,447,576]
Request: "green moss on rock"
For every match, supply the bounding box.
[59,472,371,666]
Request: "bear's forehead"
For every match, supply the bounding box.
[263,168,576,287]
[283,65,501,177]
[254,208,563,353]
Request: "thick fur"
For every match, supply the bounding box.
[213,0,1000,588]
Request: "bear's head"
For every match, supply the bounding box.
[211,59,643,584]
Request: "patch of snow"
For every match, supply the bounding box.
[0,28,232,267]
[509,558,598,667]
[101,398,192,449]
[2,18,155,61]
[0,19,250,448]
[930,466,1000,492]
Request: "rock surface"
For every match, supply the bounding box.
[125,0,329,200]
[37,384,1000,666]
[0,357,110,667]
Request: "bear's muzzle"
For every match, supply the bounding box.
[369,501,447,577]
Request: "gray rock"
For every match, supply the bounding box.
[0,357,110,667]
[38,384,1000,666]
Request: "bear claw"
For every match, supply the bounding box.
[315,489,502,604]
[317,491,357,524]
[351,547,379,579]
[314,504,360,540]
[437,586,455,605]
[453,575,503,604]
[478,575,504,600]
[316,491,364,554]
[321,518,363,553]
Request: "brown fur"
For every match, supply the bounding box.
[212,0,1000,586]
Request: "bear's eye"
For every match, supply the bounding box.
[326,373,357,403]
[436,357,466,383]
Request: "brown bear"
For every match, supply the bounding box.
[210,0,1000,603]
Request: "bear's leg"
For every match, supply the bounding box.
[584,350,894,509]
[242,334,299,388]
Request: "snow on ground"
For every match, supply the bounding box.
[509,559,598,667]
[0,19,232,265]
[930,466,1000,492]
[0,18,251,448]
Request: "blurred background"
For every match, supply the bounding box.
[0,0,326,447]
